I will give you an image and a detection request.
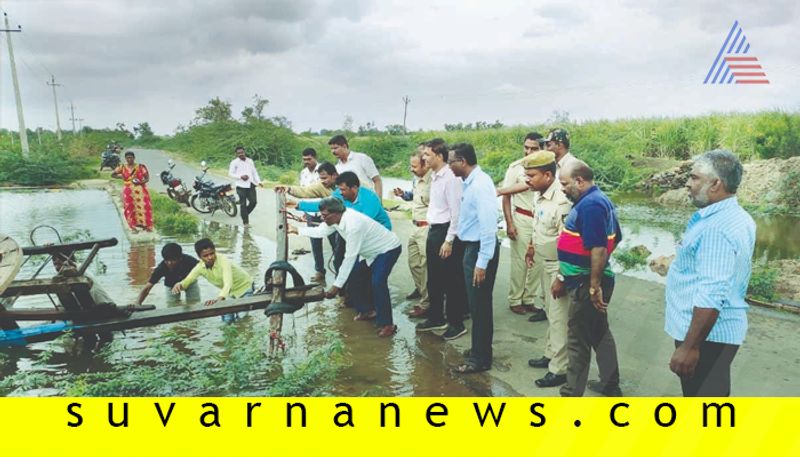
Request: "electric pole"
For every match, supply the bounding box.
[402,96,411,135]
[77,118,85,133]
[3,12,29,156]
[47,75,63,141]
[69,102,77,134]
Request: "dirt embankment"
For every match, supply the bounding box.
[646,156,800,208]
[772,259,800,304]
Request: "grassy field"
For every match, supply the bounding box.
[0,128,131,186]
[137,110,799,191]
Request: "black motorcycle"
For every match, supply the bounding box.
[189,161,238,217]
[159,159,191,206]
[99,146,120,170]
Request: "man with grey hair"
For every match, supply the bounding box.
[665,149,755,396]
[288,197,403,338]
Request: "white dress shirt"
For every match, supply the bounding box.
[426,165,462,242]
[299,164,320,187]
[298,209,400,288]
[228,157,262,188]
[335,151,379,191]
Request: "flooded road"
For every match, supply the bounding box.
[0,188,489,396]
[3,149,798,397]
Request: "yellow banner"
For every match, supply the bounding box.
[1,398,797,457]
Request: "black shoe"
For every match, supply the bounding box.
[462,313,471,321]
[528,356,551,369]
[528,309,547,322]
[535,372,567,388]
[587,380,623,397]
[416,319,448,332]
[406,289,422,300]
[442,324,467,341]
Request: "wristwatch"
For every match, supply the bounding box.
[589,286,600,296]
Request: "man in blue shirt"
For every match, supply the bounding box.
[448,143,500,374]
[295,171,391,230]
[665,150,755,396]
[291,171,391,314]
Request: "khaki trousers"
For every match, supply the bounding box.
[507,212,541,306]
[407,224,430,308]
[536,252,569,375]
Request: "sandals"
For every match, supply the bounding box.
[455,360,490,374]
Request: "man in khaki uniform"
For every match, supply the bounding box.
[522,150,573,388]
[497,132,546,319]
[393,148,432,317]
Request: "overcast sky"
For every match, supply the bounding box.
[1,0,798,135]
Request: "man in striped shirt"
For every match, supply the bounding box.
[555,160,623,397]
[665,150,755,397]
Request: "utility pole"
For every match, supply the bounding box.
[77,118,85,133]
[2,13,29,156]
[47,75,63,141]
[36,127,42,146]
[69,102,77,135]
[402,96,411,135]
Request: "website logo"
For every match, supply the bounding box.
[704,20,769,85]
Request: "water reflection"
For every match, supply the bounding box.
[127,244,156,286]
[240,228,262,273]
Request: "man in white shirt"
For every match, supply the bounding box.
[299,148,324,282]
[288,197,402,338]
[328,135,383,201]
[228,146,263,227]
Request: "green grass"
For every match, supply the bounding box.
[150,193,200,236]
[0,328,346,397]
[748,258,779,302]
[614,245,652,271]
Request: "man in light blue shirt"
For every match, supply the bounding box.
[665,149,756,396]
[448,143,500,374]
[295,171,391,230]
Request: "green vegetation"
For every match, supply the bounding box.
[0,127,136,186]
[614,245,652,271]
[748,258,779,302]
[141,103,799,191]
[0,328,346,397]
[150,193,199,237]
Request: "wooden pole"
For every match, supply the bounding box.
[269,190,288,354]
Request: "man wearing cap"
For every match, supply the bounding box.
[497,132,547,320]
[522,151,573,388]
[544,128,579,180]
[393,146,432,318]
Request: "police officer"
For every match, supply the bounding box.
[522,150,573,388]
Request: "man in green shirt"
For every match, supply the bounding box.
[172,238,253,323]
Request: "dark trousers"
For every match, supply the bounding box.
[350,246,402,326]
[426,223,467,326]
[674,340,739,396]
[236,184,257,224]
[560,276,620,397]
[462,240,500,368]
[307,214,336,274]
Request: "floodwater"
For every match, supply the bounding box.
[386,177,800,283]
[0,189,488,396]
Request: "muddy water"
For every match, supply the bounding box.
[0,189,485,396]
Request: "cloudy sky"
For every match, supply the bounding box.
[0,0,798,134]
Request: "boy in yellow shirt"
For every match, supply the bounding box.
[172,238,253,323]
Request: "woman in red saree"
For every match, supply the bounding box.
[111,151,154,232]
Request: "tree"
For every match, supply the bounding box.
[384,124,405,135]
[133,122,154,139]
[548,110,571,125]
[193,97,233,125]
[241,94,269,123]
[270,116,292,130]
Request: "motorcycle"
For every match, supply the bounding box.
[159,159,192,207]
[189,161,238,217]
[99,146,121,170]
